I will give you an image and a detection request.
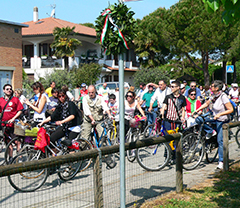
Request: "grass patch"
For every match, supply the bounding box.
[140,162,240,208]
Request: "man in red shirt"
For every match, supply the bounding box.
[0,84,23,162]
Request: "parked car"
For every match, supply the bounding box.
[96,82,131,95]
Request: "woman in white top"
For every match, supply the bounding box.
[125,91,146,134]
[25,82,47,123]
[14,88,28,119]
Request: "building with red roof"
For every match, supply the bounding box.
[22,7,138,85]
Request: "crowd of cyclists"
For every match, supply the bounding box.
[0,78,239,170]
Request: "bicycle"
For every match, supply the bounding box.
[136,113,181,171]
[182,112,219,170]
[8,123,92,192]
[88,119,116,169]
[125,115,146,163]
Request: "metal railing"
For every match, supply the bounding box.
[0,133,182,208]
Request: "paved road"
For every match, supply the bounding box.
[0,128,240,208]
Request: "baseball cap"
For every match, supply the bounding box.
[180,84,185,89]
[183,80,187,83]
[81,83,87,87]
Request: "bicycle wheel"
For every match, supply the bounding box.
[126,132,138,163]
[136,142,171,171]
[77,138,93,172]
[143,124,156,138]
[205,136,218,163]
[0,136,6,165]
[8,148,49,192]
[58,148,82,181]
[5,136,25,164]
[102,137,116,169]
[235,128,240,148]
[182,133,205,170]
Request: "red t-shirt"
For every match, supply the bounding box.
[0,97,23,127]
[80,89,88,97]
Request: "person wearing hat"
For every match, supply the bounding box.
[180,84,186,95]
[77,83,88,109]
[229,83,239,103]
[183,80,190,90]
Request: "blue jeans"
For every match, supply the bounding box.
[146,107,157,132]
[195,116,228,162]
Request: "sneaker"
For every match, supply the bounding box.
[205,130,217,140]
[217,162,223,170]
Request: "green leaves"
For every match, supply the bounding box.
[51,26,82,59]
[95,3,137,55]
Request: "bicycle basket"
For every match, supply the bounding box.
[14,123,25,136]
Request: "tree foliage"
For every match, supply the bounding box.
[51,26,82,69]
[202,0,240,24]
[95,3,137,55]
[38,69,74,90]
[165,0,229,85]
[72,63,102,86]
[79,23,95,29]
[133,67,171,86]
[134,8,173,68]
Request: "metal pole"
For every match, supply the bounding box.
[119,53,126,207]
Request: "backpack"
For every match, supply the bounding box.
[77,107,83,125]
[229,99,237,120]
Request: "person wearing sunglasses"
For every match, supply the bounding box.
[194,80,233,170]
[82,85,112,141]
[184,81,201,100]
[0,84,23,162]
[39,89,82,148]
[25,82,48,124]
[125,91,146,134]
[45,87,59,117]
[185,88,202,127]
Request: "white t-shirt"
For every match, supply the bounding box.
[34,93,47,121]
[19,95,28,110]
[66,91,74,101]
[108,101,119,121]
[99,87,109,102]
[125,100,138,120]
[229,89,238,99]
[150,87,171,108]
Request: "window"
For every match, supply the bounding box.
[114,75,119,81]
[14,28,19,33]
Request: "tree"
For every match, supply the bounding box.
[165,0,228,85]
[133,67,171,86]
[72,63,102,86]
[51,26,82,70]
[134,8,173,68]
[202,0,240,24]
[38,69,74,90]
[79,23,95,29]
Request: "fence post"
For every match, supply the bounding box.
[176,135,183,193]
[93,148,103,208]
[222,124,229,172]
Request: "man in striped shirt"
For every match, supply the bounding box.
[160,80,186,131]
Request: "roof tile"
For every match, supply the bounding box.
[22,17,96,37]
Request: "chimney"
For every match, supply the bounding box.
[33,7,38,22]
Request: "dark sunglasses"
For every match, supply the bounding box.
[126,95,133,98]
[5,88,12,91]
[58,95,65,98]
[190,93,196,96]
[191,85,196,87]
[171,86,178,88]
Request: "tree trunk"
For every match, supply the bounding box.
[232,57,236,83]
[223,61,227,83]
[64,56,69,70]
[202,51,210,85]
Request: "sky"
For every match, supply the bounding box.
[0,0,179,24]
